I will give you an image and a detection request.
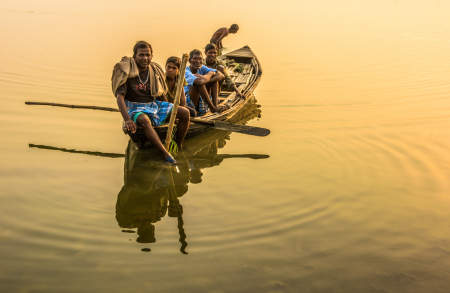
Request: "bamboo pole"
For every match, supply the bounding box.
[164,54,188,149]
[25,101,119,112]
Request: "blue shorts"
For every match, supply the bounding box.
[126,100,173,126]
[186,92,209,116]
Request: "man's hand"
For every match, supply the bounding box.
[187,106,197,117]
[193,74,211,85]
[216,104,230,113]
[125,119,137,133]
[210,71,224,83]
[235,89,243,99]
[232,84,243,98]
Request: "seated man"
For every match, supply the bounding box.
[112,41,190,163]
[185,49,225,116]
[164,56,197,116]
[210,24,239,55]
[204,43,243,98]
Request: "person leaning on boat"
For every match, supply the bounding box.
[204,43,243,98]
[184,49,226,116]
[111,41,190,163]
[210,24,239,56]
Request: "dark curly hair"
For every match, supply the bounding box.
[166,56,181,68]
[133,41,153,57]
[189,49,202,60]
[204,43,217,53]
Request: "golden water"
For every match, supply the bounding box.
[1,1,450,292]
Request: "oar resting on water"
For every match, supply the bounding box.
[24,101,270,137]
[28,143,270,160]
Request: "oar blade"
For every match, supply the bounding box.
[213,121,270,137]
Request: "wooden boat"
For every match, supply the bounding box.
[129,45,263,148]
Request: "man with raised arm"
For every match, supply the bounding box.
[184,49,225,116]
[112,41,190,163]
[210,24,239,55]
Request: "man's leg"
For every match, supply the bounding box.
[197,84,217,112]
[189,86,200,109]
[190,84,217,113]
[136,114,174,161]
[175,106,190,149]
[206,81,219,107]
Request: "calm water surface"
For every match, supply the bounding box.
[1,1,450,292]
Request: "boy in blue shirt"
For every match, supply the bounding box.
[184,49,225,115]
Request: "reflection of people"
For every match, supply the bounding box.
[116,133,230,252]
[210,24,239,55]
[112,41,190,163]
[116,144,189,252]
[137,222,156,243]
[116,99,265,252]
[116,158,171,244]
[186,136,227,183]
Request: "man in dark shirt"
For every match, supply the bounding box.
[115,41,190,163]
[210,24,239,55]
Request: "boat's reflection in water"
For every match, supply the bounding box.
[116,99,268,253]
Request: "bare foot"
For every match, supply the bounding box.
[164,154,177,164]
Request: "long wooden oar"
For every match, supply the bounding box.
[24,101,270,136]
[164,54,188,150]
